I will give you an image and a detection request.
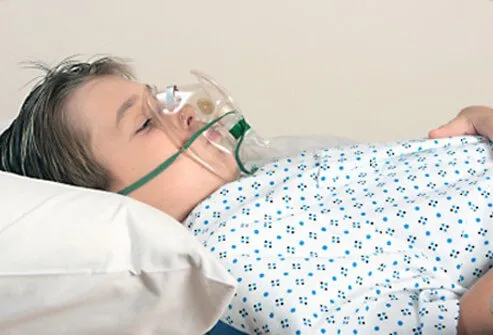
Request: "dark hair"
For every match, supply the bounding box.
[0,56,135,189]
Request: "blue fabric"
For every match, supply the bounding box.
[209,321,247,335]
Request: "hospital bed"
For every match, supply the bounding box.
[209,321,246,335]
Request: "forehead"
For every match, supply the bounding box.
[66,75,142,133]
[71,75,140,115]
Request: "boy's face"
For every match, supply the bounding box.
[66,75,238,221]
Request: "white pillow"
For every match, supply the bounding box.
[0,170,237,334]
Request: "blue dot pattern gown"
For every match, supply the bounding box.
[184,136,492,335]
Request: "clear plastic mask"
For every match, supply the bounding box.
[118,70,272,195]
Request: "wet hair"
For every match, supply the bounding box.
[0,56,134,189]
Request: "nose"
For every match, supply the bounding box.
[178,104,197,130]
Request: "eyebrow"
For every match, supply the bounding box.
[115,94,139,126]
[115,85,154,127]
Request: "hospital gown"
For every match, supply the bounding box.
[185,136,492,335]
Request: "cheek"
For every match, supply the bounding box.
[96,130,180,191]
[125,132,180,179]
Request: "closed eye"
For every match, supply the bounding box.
[135,84,159,134]
[136,118,153,133]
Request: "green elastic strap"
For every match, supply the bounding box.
[118,111,235,195]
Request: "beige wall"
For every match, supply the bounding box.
[1,0,492,141]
